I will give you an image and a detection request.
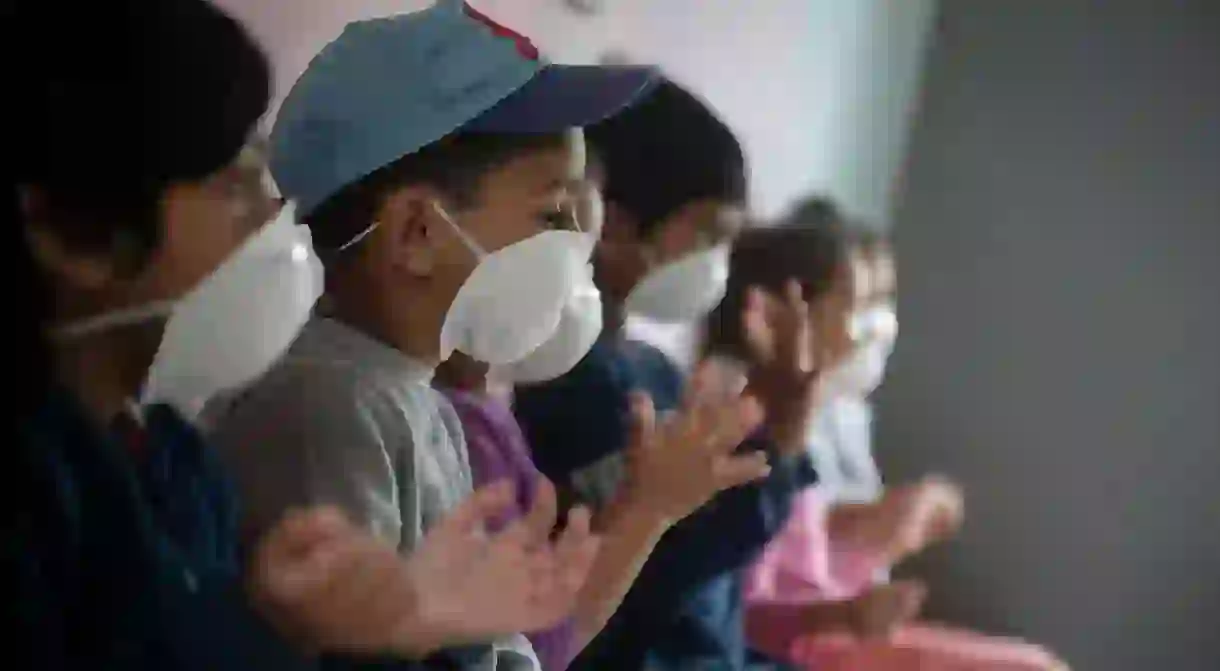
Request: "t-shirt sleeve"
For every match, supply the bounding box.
[206,364,410,547]
[445,393,540,526]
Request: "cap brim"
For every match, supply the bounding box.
[465,64,657,133]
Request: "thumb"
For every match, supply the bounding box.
[711,452,772,489]
[511,478,558,548]
[432,480,517,539]
[626,391,656,454]
[891,579,928,620]
[740,286,771,358]
[259,506,352,565]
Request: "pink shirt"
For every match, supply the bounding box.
[742,487,883,659]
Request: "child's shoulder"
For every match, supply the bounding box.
[619,338,685,412]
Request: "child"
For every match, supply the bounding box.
[4,0,594,667]
[713,200,1068,671]
[513,77,852,670]
[207,2,707,668]
[435,181,773,669]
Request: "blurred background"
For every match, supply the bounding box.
[216,1,1220,668]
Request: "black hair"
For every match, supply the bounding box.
[4,0,270,414]
[853,226,892,258]
[586,77,746,238]
[304,131,568,253]
[704,196,855,362]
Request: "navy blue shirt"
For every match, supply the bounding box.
[4,389,481,670]
[514,338,817,670]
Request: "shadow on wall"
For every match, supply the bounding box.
[879,1,1220,670]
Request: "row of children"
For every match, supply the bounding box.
[7,0,1066,668]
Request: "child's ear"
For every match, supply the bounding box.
[599,200,637,245]
[21,187,123,290]
[378,186,436,277]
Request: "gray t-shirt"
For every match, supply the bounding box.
[205,316,537,670]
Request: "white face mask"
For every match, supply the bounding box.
[823,304,899,399]
[495,183,605,383]
[576,182,605,240]
[496,261,602,384]
[623,243,730,324]
[435,203,595,365]
[55,202,323,419]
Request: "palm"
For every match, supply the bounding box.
[250,482,599,657]
[624,362,771,522]
[888,477,964,556]
[405,479,599,644]
[742,282,851,406]
[250,508,429,655]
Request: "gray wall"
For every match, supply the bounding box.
[877,1,1220,669]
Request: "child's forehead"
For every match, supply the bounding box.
[486,133,588,194]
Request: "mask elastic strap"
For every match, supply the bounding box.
[432,201,487,257]
[124,398,148,427]
[51,300,176,341]
[336,200,491,256]
[334,221,380,253]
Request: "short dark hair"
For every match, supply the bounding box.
[852,226,892,257]
[586,78,746,237]
[704,198,854,361]
[5,0,269,413]
[304,131,567,252]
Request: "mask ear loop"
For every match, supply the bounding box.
[570,203,586,235]
[333,199,491,258]
[431,201,487,258]
[334,221,379,253]
[51,300,176,341]
[124,397,148,428]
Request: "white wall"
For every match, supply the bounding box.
[215,0,935,222]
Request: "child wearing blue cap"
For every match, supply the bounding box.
[208,2,773,669]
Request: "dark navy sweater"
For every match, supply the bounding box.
[4,389,482,670]
[514,338,817,670]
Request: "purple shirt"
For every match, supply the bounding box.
[444,389,578,671]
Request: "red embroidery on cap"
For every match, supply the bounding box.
[463,3,540,61]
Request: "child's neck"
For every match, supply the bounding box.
[54,324,159,426]
[328,279,443,368]
[602,298,627,340]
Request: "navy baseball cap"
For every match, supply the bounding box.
[271,0,656,215]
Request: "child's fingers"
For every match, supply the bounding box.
[308,543,395,640]
[261,506,352,563]
[270,534,363,603]
[704,395,765,455]
[684,360,724,413]
[553,505,597,572]
[810,291,852,371]
[711,452,772,489]
[515,478,559,548]
[626,391,657,454]
[434,480,516,540]
[740,286,773,358]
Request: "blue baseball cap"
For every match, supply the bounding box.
[271,0,656,215]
